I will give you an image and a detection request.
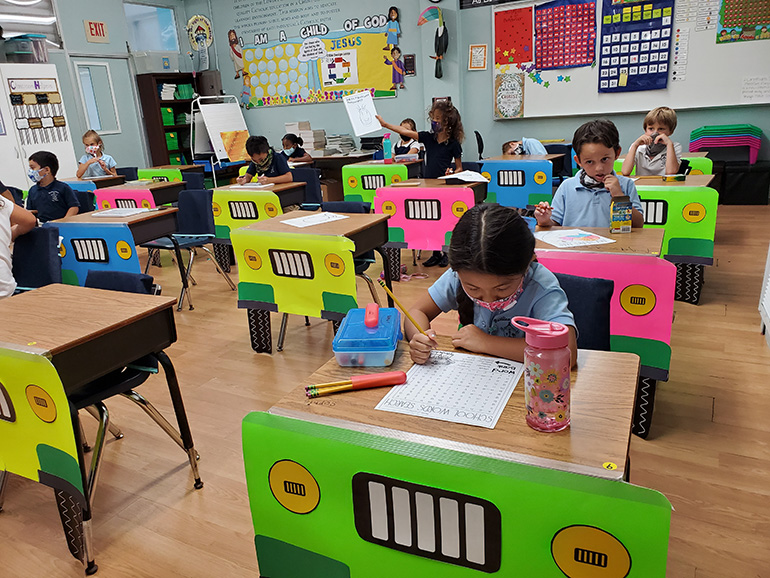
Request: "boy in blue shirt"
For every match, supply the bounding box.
[27,151,80,222]
[535,119,643,228]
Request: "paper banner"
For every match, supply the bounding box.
[221,130,251,162]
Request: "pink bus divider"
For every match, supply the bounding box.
[95,188,157,210]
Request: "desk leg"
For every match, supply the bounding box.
[166,236,192,311]
[382,246,402,283]
[213,241,234,273]
[248,309,273,353]
[632,376,657,439]
[65,402,93,573]
[375,247,395,308]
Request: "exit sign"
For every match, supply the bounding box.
[84,20,109,44]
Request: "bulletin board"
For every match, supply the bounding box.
[492,0,770,119]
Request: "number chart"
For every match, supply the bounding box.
[535,0,597,71]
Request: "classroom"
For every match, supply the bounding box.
[1,0,770,576]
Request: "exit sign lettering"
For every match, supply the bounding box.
[84,20,109,44]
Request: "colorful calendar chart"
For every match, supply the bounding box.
[494,6,534,66]
[598,0,675,93]
[535,0,597,70]
[716,0,770,43]
[375,350,524,429]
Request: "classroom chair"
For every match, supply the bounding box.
[544,144,573,186]
[116,166,138,181]
[6,186,24,206]
[475,130,484,160]
[462,161,482,173]
[11,226,62,290]
[141,189,236,310]
[290,167,323,204]
[552,272,613,351]
[74,190,96,213]
[182,171,205,190]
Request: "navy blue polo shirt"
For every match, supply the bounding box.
[247,149,291,178]
[27,179,80,222]
[418,131,463,179]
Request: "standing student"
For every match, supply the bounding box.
[27,151,80,222]
[237,136,293,185]
[393,118,423,156]
[621,106,681,176]
[535,119,644,229]
[405,204,577,365]
[76,130,118,179]
[0,186,37,298]
[280,133,313,164]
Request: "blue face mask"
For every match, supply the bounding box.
[28,168,44,182]
[283,147,295,157]
[431,120,442,134]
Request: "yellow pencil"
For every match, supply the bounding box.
[377,278,428,335]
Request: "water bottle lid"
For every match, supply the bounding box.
[511,316,569,349]
[383,132,391,139]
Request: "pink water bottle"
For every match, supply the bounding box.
[512,316,571,432]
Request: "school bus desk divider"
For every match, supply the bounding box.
[136,167,184,183]
[635,185,719,305]
[242,411,672,577]
[343,163,409,205]
[45,221,141,286]
[477,159,553,209]
[95,187,159,210]
[211,188,283,273]
[231,229,357,353]
[536,251,676,438]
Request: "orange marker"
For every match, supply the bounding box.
[305,370,407,398]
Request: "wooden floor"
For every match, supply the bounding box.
[1,205,769,577]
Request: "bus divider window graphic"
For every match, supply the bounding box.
[477,159,552,209]
[243,411,672,577]
[375,187,475,252]
[343,163,409,205]
[136,168,184,183]
[536,250,676,380]
[635,185,718,264]
[212,189,282,243]
[95,188,157,210]
[45,222,141,286]
[231,229,358,319]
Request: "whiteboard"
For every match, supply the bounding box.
[196,98,248,162]
[492,2,770,119]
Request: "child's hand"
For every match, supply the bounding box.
[603,174,623,196]
[236,175,249,185]
[634,133,653,148]
[375,115,386,127]
[257,175,269,184]
[451,325,487,354]
[534,201,552,225]
[444,167,455,176]
[97,159,108,171]
[654,133,672,146]
[409,330,437,364]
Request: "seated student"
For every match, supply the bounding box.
[27,151,80,222]
[502,137,548,156]
[621,106,681,176]
[237,136,293,185]
[280,133,313,164]
[1,191,37,299]
[393,118,424,156]
[76,129,118,179]
[535,119,644,228]
[406,204,577,365]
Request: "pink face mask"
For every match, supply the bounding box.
[86,145,100,156]
[465,279,525,312]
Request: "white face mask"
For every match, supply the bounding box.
[28,168,44,182]
[86,144,100,156]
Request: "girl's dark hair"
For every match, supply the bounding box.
[282,133,303,147]
[400,118,417,131]
[389,6,399,21]
[449,204,535,325]
[245,135,270,156]
[430,100,465,143]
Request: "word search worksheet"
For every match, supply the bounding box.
[375,350,524,429]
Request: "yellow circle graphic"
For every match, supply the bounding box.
[268,460,320,514]
[26,385,57,423]
[244,249,262,270]
[481,171,492,181]
[116,241,133,260]
[381,201,397,216]
[101,199,111,209]
[690,168,704,175]
[264,202,279,217]
[58,243,66,258]
[212,202,222,217]
[173,177,182,182]
[347,176,358,189]
[682,202,706,223]
[619,284,656,316]
[534,170,548,185]
[325,253,345,277]
[603,462,617,471]
[552,525,631,578]
[391,174,402,184]
[451,200,469,218]
[141,199,152,209]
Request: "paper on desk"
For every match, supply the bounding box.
[375,350,523,429]
[91,208,153,217]
[437,170,489,183]
[282,212,350,228]
[534,229,616,249]
[234,182,275,189]
[342,91,380,137]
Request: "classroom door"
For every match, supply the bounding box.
[69,57,147,169]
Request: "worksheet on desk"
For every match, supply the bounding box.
[375,351,524,429]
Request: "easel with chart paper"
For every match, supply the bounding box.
[191,95,248,164]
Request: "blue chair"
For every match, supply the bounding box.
[552,272,613,351]
[181,172,205,190]
[545,144,574,186]
[372,149,384,160]
[74,189,95,213]
[290,167,322,204]
[11,226,62,290]
[6,186,24,207]
[141,189,235,310]
[462,161,482,173]
[116,166,138,181]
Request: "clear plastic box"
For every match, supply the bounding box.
[332,307,402,367]
[5,35,48,64]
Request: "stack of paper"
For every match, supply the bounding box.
[158,83,177,100]
[285,121,311,134]
[327,134,356,153]
[360,136,383,151]
[300,129,327,150]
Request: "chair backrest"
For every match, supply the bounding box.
[11,226,62,288]
[553,272,613,351]
[7,186,24,206]
[462,161,482,173]
[177,189,215,236]
[85,270,153,294]
[182,172,205,190]
[320,201,371,214]
[372,150,384,160]
[290,167,323,204]
[116,166,138,181]
[544,144,573,181]
[74,189,95,213]
[475,130,484,160]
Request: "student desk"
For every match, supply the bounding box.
[230,211,394,353]
[488,153,565,162]
[242,340,672,576]
[374,179,488,281]
[214,181,308,209]
[535,226,665,256]
[96,179,187,209]
[618,151,709,162]
[342,159,424,204]
[152,163,205,173]
[634,174,715,187]
[479,156,558,207]
[313,151,374,201]
[62,175,126,189]
[0,284,200,574]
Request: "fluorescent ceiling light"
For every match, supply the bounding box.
[2,0,44,6]
[0,15,56,25]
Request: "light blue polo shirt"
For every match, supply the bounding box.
[551,173,643,227]
[78,153,117,178]
[428,262,575,339]
[522,137,547,155]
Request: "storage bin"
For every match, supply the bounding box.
[165,132,179,151]
[161,107,175,126]
[4,35,48,63]
[333,307,402,367]
[169,154,184,165]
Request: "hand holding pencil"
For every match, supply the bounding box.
[377,278,437,364]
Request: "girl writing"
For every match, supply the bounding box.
[76,130,118,179]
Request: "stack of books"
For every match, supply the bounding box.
[175,84,195,100]
[285,121,311,134]
[327,134,356,154]
[300,129,327,151]
[158,83,176,101]
[360,136,384,151]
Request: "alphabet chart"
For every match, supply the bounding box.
[375,351,524,429]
